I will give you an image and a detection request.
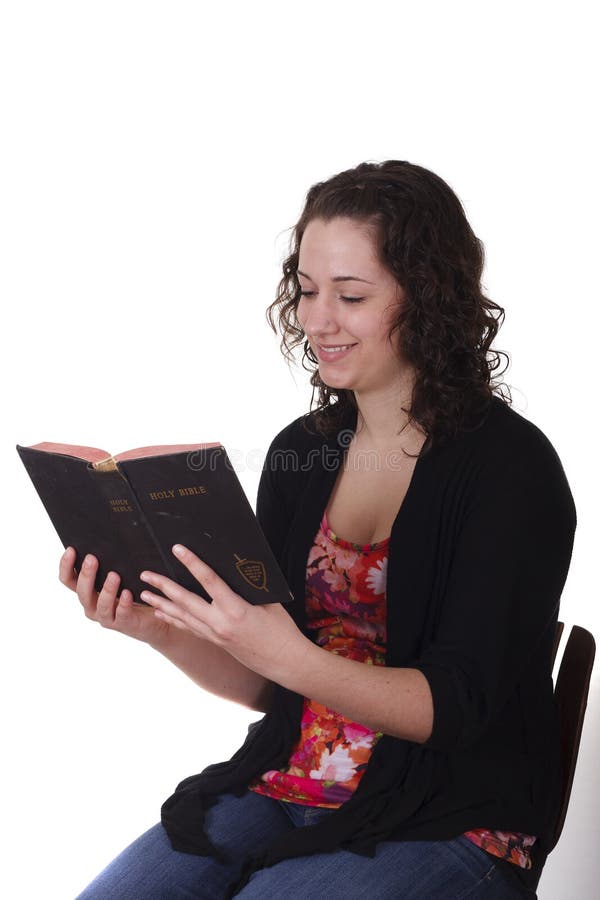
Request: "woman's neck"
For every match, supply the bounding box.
[352,381,422,447]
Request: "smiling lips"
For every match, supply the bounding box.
[316,343,357,361]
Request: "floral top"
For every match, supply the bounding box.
[248,511,537,869]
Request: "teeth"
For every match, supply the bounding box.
[321,345,354,352]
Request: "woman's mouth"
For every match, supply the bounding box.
[316,343,357,362]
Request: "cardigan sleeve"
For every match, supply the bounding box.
[409,424,577,752]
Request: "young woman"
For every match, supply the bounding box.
[64,160,576,899]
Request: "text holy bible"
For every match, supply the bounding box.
[16,441,294,607]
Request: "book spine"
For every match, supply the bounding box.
[112,464,180,583]
[85,463,176,602]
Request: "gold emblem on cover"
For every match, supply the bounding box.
[234,554,269,592]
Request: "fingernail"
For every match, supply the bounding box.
[172,544,185,556]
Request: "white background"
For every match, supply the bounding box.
[1,2,597,897]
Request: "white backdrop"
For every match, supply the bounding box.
[1,2,597,897]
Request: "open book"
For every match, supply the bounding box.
[16,441,293,606]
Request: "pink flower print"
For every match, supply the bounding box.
[342,619,380,642]
[346,555,381,605]
[333,546,360,569]
[488,831,536,849]
[259,769,279,783]
[300,702,319,727]
[287,736,319,774]
[317,555,333,571]
[320,591,357,619]
[342,722,375,749]
[312,526,330,548]
[307,543,331,568]
[365,557,387,595]
[311,745,356,782]
[322,568,348,592]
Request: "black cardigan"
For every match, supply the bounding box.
[161,397,577,897]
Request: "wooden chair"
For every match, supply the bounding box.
[549,620,596,851]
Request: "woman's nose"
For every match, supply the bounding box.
[299,294,335,336]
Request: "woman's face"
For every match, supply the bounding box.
[296,216,408,395]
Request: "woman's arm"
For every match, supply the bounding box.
[59,547,274,713]
[150,627,275,713]
[272,644,434,743]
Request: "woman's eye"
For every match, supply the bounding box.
[299,290,364,304]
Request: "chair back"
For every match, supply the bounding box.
[551,622,596,851]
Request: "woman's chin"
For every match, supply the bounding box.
[319,371,355,391]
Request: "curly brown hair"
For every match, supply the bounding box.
[265,160,511,452]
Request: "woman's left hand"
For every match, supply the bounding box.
[139,544,310,683]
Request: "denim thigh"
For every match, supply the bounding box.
[75,790,531,900]
[237,832,531,899]
[74,790,295,900]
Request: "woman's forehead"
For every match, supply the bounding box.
[299,218,384,278]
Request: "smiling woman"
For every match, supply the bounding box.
[67,160,576,900]
[267,161,509,454]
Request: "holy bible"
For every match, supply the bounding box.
[16,441,294,607]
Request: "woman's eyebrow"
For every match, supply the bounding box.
[297,269,375,284]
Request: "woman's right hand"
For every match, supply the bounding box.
[59,547,171,651]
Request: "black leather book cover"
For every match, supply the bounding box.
[16,443,294,607]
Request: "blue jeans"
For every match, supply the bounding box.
[75,789,531,899]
